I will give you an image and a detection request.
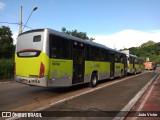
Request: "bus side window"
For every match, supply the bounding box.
[49,34,70,59]
[120,57,123,63]
[51,47,57,58]
[85,45,90,61]
[115,53,120,62]
[101,49,108,61]
[91,47,101,61]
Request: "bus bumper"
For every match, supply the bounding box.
[14,75,48,87]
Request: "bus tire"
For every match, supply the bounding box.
[89,73,98,88]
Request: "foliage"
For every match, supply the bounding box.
[126,41,160,64]
[61,27,94,40]
[0,26,15,79]
[0,26,15,59]
[141,40,156,48]
[0,59,14,79]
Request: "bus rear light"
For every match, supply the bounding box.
[39,62,45,78]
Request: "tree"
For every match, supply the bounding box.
[121,41,160,64]
[141,40,156,48]
[61,27,94,40]
[0,26,15,58]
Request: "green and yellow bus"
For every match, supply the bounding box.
[15,28,127,87]
[126,54,143,74]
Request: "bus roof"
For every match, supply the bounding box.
[19,28,126,55]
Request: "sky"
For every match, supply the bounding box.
[0,0,160,49]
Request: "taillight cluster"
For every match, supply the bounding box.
[39,62,45,78]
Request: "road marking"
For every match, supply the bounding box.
[113,73,159,120]
[6,72,149,120]
[131,74,160,120]
[34,72,147,111]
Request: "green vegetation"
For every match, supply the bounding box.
[122,40,160,64]
[0,59,14,79]
[0,26,15,79]
[61,27,95,40]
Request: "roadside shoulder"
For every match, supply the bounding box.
[0,79,15,84]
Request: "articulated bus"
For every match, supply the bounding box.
[126,54,143,74]
[15,28,129,87]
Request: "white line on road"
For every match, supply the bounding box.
[34,72,147,112]
[113,73,159,120]
[131,74,160,120]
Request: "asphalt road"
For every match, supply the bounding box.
[0,70,159,120]
[41,72,157,119]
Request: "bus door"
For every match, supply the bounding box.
[110,53,115,78]
[72,41,85,84]
[133,58,135,71]
[124,55,128,75]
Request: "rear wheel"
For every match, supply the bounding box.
[89,73,98,87]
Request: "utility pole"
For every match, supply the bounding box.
[19,6,37,34]
[22,7,38,32]
[19,6,22,34]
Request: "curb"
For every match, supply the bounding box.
[113,73,159,120]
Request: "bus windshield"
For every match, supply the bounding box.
[16,31,44,57]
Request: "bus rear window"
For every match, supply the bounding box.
[33,35,41,42]
[17,50,41,57]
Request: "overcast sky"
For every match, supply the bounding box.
[0,0,160,49]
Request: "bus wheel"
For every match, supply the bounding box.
[89,73,98,88]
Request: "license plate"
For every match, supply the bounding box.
[21,79,28,84]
